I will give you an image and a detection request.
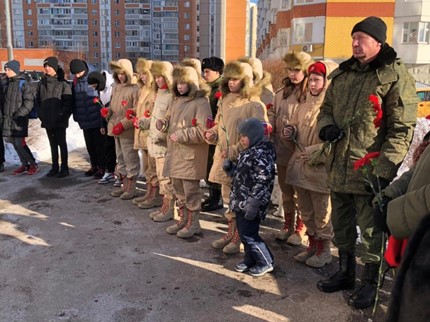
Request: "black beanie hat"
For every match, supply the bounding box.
[4,60,20,75]
[202,56,225,74]
[88,71,106,91]
[351,16,387,45]
[238,118,264,148]
[43,56,59,71]
[70,59,87,74]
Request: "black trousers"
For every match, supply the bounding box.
[46,128,68,168]
[103,134,117,173]
[0,132,5,164]
[83,127,105,168]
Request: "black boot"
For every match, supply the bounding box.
[317,250,356,293]
[57,165,70,178]
[202,187,223,211]
[347,263,379,309]
[46,164,59,177]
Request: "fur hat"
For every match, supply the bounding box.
[221,61,261,98]
[351,16,387,45]
[150,61,173,91]
[109,58,134,85]
[70,59,87,74]
[238,118,264,148]
[238,57,264,81]
[180,58,211,93]
[202,56,224,74]
[4,60,20,75]
[135,58,153,88]
[283,52,314,72]
[43,57,59,72]
[172,66,209,98]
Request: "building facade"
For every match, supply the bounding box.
[0,0,248,70]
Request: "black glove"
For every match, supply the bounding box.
[244,197,262,220]
[319,125,344,142]
[373,196,392,234]
[222,159,236,177]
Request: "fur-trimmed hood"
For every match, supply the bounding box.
[135,58,153,89]
[171,66,210,99]
[150,60,173,92]
[109,58,134,85]
[221,61,261,99]
[283,51,314,72]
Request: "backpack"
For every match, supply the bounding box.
[18,79,38,119]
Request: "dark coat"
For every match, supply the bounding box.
[229,140,276,220]
[0,75,34,137]
[71,66,101,130]
[37,70,72,129]
[386,213,430,322]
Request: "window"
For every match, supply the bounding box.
[93,42,98,48]
[294,22,313,43]
[403,22,430,43]
[92,9,97,15]
[185,24,190,30]
[184,1,190,7]
[184,35,190,41]
[94,52,99,58]
[114,21,119,26]
[184,12,190,19]
[115,31,120,37]
[27,9,32,15]
[93,20,98,26]
[92,0,97,4]
[114,10,120,16]
[29,41,34,47]
[93,31,98,36]
[115,42,121,48]
[27,20,32,26]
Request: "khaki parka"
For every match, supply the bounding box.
[317,44,419,194]
[133,58,156,150]
[387,145,430,239]
[206,61,268,186]
[286,61,338,194]
[107,59,139,139]
[162,66,212,180]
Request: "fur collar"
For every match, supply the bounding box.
[339,44,397,71]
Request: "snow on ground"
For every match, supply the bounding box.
[4,118,85,167]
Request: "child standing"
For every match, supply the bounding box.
[230,118,276,276]
[156,66,212,238]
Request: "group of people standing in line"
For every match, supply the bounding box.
[1,16,429,319]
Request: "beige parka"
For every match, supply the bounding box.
[162,66,212,180]
[107,58,139,139]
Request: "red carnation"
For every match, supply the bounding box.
[206,116,215,129]
[214,91,222,99]
[121,100,127,107]
[93,97,100,104]
[353,151,380,171]
[266,103,273,110]
[191,118,197,126]
[144,110,151,118]
[369,94,383,128]
[426,114,430,120]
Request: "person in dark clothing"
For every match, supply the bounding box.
[37,56,72,177]
[229,118,276,277]
[70,59,106,179]
[0,60,38,175]
[201,56,224,211]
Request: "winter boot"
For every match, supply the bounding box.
[305,238,332,268]
[120,176,138,200]
[57,165,70,178]
[211,219,237,249]
[166,205,188,235]
[46,164,59,177]
[317,250,356,293]
[153,198,175,222]
[287,215,308,246]
[111,177,127,197]
[223,228,241,254]
[138,185,163,209]
[177,209,202,238]
[294,234,317,263]
[85,165,97,177]
[201,187,223,212]
[132,183,152,205]
[347,263,379,309]
[275,211,294,241]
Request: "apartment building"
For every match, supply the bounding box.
[0,0,248,70]
[256,0,396,62]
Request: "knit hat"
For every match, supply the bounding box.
[43,57,59,71]
[88,71,106,91]
[4,60,20,75]
[202,56,225,74]
[238,118,264,148]
[351,16,387,45]
[70,59,87,74]
[308,62,327,77]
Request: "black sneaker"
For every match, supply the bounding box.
[249,264,274,277]
[235,262,252,273]
[57,168,70,178]
[46,167,59,177]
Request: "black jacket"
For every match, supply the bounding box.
[37,69,72,129]
[0,75,34,137]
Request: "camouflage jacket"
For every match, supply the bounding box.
[317,44,419,194]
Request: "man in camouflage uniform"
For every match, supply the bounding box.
[316,16,418,309]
